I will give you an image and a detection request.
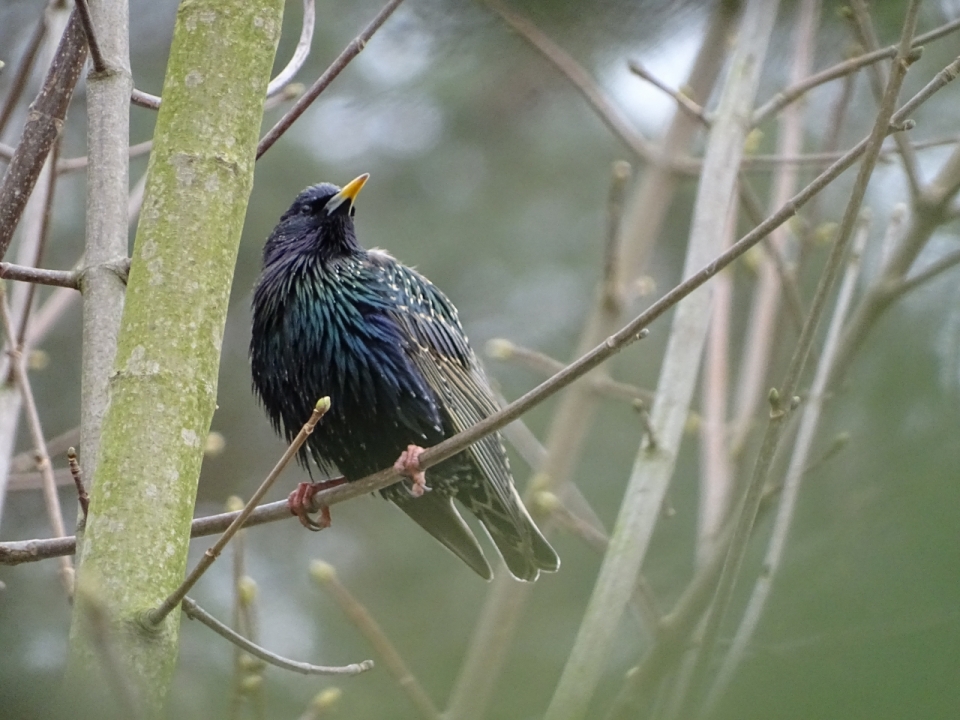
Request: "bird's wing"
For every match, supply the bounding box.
[371,256,559,580]
[374,260,518,505]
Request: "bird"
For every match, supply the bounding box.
[250,174,559,581]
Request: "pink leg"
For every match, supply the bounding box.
[394,444,429,497]
[288,476,346,530]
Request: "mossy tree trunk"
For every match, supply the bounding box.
[67,0,284,714]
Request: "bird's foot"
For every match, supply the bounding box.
[288,476,346,531]
[394,444,429,497]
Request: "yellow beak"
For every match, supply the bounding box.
[326,173,369,214]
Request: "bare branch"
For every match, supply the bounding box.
[181,596,373,677]
[0,263,79,289]
[0,290,73,593]
[266,0,315,98]
[311,561,441,719]
[751,16,958,124]
[4,9,954,576]
[0,6,48,136]
[143,399,330,627]
[257,0,406,158]
[73,0,107,72]
[628,60,711,126]
[0,8,87,261]
[484,0,656,163]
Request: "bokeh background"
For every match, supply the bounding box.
[1,0,959,718]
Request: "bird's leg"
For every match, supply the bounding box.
[394,444,429,497]
[288,476,346,531]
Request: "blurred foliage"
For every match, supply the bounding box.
[1,0,960,718]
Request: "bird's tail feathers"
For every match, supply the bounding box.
[390,489,493,580]
[465,484,560,582]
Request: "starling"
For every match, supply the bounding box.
[250,174,559,581]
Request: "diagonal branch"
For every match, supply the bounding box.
[143,399,329,627]
[257,0,406,158]
[0,8,87,261]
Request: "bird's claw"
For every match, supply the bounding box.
[394,444,429,497]
[288,477,346,531]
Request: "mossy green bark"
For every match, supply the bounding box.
[67,0,283,713]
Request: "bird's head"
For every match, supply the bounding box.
[266,174,370,263]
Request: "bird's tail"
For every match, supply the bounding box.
[390,488,493,580]
[464,483,560,582]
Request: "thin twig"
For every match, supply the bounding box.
[848,0,921,200]
[730,0,819,464]
[14,138,60,350]
[603,161,632,312]
[129,88,159,110]
[257,0,406,159]
[828,59,960,384]
[10,425,80,473]
[56,139,153,174]
[266,0,315,98]
[628,60,711,126]
[751,15,958,124]
[0,7,87,261]
[0,5,48,136]
[0,263,79,289]
[131,0,318,111]
[73,0,107,72]
[311,561,441,720]
[3,53,954,571]
[484,0,655,163]
[67,447,89,519]
[143,398,331,627]
[891,247,960,298]
[486,338,653,405]
[181,596,373,676]
[0,289,73,594]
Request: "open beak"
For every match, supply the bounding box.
[326,173,369,215]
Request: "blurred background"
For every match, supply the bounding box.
[1,0,959,717]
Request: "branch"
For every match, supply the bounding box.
[848,0,921,200]
[181,596,373,676]
[486,338,653,405]
[265,0,315,98]
[0,262,79,289]
[257,0,406,158]
[0,289,73,594]
[484,0,655,163]
[0,8,87,261]
[751,14,959,124]
[543,2,780,716]
[143,399,329,627]
[682,4,923,714]
[701,207,870,716]
[0,4,48,137]
[4,8,953,573]
[628,60,710,126]
[311,561,441,719]
[73,0,107,72]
